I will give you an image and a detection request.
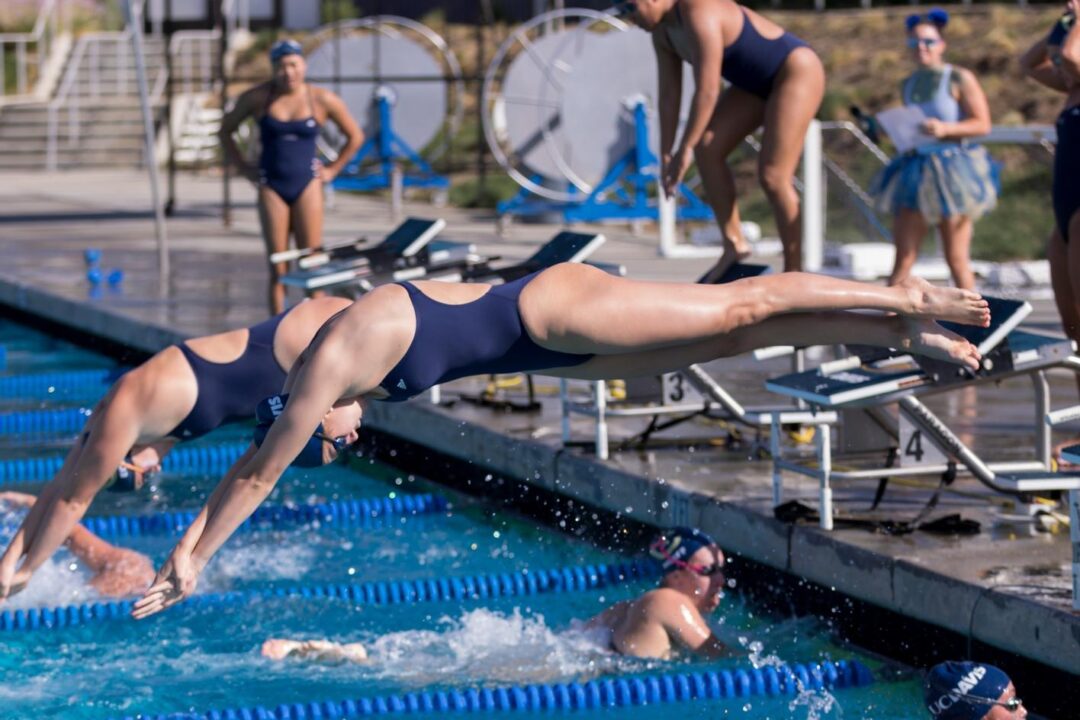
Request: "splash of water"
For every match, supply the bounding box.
[739,636,842,720]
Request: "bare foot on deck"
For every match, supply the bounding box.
[897,277,990,327]
[899,318,982,371]
[700,239,753,284]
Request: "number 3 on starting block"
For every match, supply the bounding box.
[662,372,704,405]
[898,412,949,467]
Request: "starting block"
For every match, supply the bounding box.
[1056,445,1080,611]
[280,217,475,295]
[766,296,1080,545]
[560,263,836,460]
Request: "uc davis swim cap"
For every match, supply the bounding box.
[649,527,718,573]
[924,661,1011,720]
[253,394,327,468]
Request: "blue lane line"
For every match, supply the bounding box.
[110,659,874,719]
[0,559,659,633]
[82,494,450,538]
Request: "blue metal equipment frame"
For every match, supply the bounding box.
[333,87,449,193]
[498,102,713,223]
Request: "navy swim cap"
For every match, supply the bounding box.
[924,661,1011,720]
[270,39,303,63]
[254,394,346,468]
[649,527,718,574]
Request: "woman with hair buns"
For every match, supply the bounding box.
[870,9,997,291]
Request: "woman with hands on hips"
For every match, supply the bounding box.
[219,39,364,314]
[130,264,991,619]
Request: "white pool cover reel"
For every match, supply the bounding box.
[483,8,693,204]
[307,16,464,159]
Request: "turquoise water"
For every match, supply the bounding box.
[0,319,924,718]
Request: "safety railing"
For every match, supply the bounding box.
[169,29,219,96]
[44,28,167,170]
[0,0,63,101]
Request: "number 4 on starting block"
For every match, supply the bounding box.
[898,412,949,467]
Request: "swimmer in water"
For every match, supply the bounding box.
[260,638,370,664]
[0,297,353,602]
[0,491,154,598]
[131,265,991,618]
[585,527,728,658]
[923,661,1027,720]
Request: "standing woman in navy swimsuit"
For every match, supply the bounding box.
[220,39,364,314]
[132,266,992,617]
[623,0,824,274]
[1020,2,1080,456]
[0,297,353,601]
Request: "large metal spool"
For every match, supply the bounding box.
[483,8,692,205]
[307,16,464,164]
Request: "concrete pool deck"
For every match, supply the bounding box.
[0,170,1076,685]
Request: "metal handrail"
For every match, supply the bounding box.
[168,29,220,95]
[0,0,63,100]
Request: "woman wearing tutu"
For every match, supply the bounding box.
[871,9,996,291]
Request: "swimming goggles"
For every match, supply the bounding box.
[649,537,725,577]
[965,694,1023,713]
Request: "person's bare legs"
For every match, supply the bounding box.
[889,209,928,287]
[556,310,980,380]
[257,186,291,315]
[939,215,976,291]
[290,179,326,300]
[1048,220,1080,464]
[693,87,765,280]
[759,48,825,273]
[522,264,989,356]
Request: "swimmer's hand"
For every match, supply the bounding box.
[0,555,30,601]
[131,550,199,620]
[0,491,36,509]
[662,147,693,197]
[314,159,338,184]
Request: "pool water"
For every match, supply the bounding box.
[0,319,926,719]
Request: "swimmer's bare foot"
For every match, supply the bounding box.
[898,317,982,371]
[700,239,753,284]
[897,277,990,327]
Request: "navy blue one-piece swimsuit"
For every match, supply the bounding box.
[259,87,320,205]
[168,313,288,439]
[378,272,593,401]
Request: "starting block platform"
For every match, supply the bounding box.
[279,217,480,295]
[559,263,835,460]
[767,299,1080,611]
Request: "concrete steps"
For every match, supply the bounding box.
[0,36,167,170]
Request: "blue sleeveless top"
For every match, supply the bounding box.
[902,65,961,124]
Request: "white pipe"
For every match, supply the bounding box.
[801,119,824,273]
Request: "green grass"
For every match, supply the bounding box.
[448,174,519,209]
[972,163,1054,261]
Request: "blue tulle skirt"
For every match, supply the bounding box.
[869,142,999,223]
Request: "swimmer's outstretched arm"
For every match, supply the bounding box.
[0,391,141,600]
[134,311,394,618]
[660,0,725,195]
[262,638,369,663]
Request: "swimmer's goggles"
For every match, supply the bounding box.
[254,393,352,468]
[962,694,1023,713]
[648,536,725,578]
[104,454,156,493]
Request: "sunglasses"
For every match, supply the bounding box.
[907,38,941,49]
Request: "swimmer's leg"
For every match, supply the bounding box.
[290,180,326,300]
[889,209,928,287]
[258,186,291,314]
[693,87,764,277]
[552,310,980,377]
[523,265,989,356]
[760,48,825,273]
